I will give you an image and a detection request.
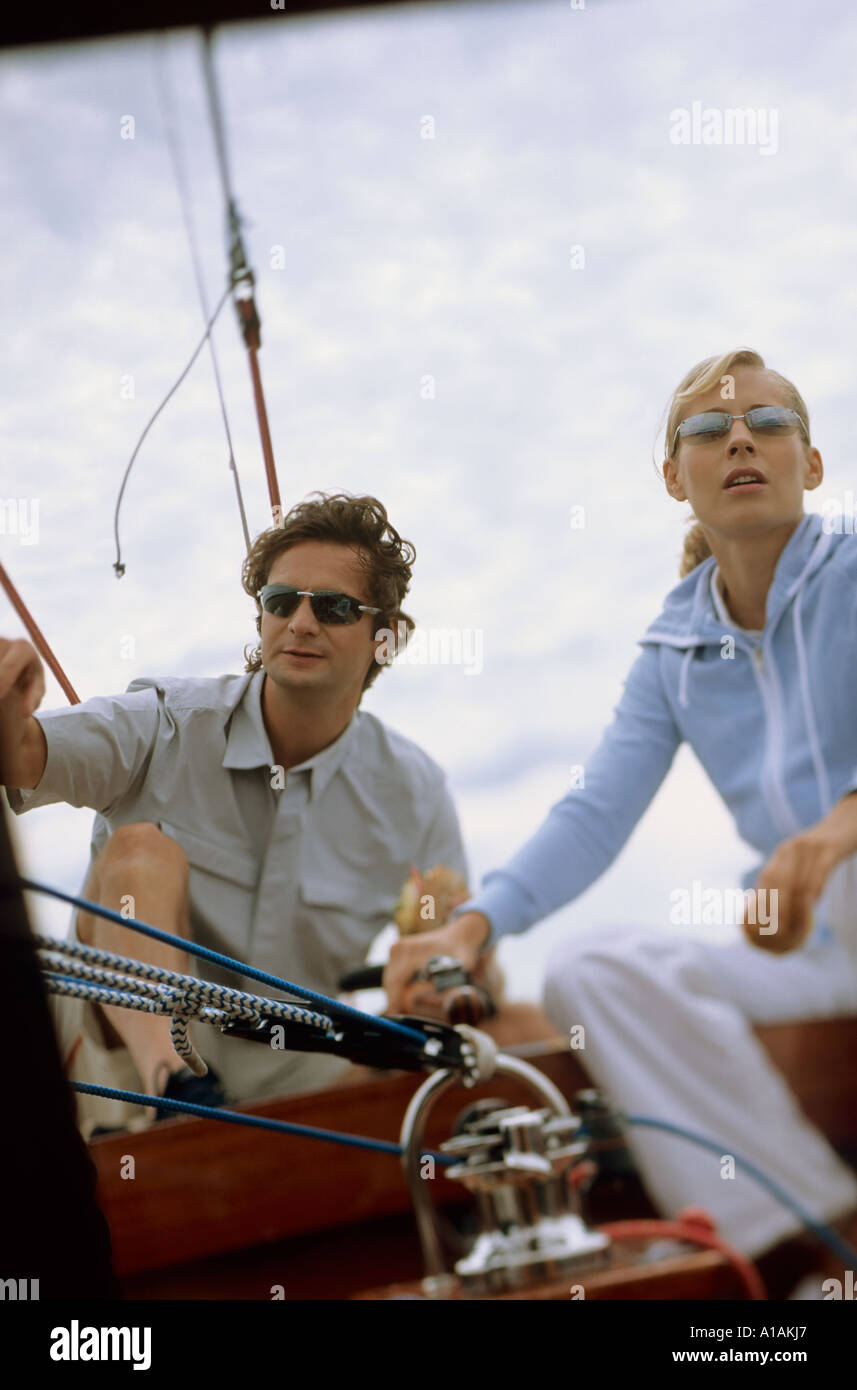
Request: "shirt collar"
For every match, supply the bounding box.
[222,668,358,801]
[287,707,359,800]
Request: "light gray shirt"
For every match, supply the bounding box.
[5,669,468,1101]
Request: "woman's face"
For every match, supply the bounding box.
[663,365,823,541]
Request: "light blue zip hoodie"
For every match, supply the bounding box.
[461,512,857,945]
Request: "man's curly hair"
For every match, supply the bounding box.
[241,492,416,694]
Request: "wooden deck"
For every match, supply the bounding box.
[87,1017,857,1298]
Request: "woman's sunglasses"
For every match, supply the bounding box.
[672,406,806,456]
[258,583,381,626]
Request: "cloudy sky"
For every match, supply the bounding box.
[2,0,856,998]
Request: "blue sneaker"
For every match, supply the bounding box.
[155,1064,226,1122]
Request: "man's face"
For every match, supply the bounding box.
[662,365,823,539]
[261,540,383,702]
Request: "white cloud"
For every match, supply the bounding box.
[2,0,854,1008]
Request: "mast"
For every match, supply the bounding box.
[200,27,282,523]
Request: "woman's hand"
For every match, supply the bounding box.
[383,911,491,1016]
[743,807,857,953]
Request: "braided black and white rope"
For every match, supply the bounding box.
[36,933,335,1077]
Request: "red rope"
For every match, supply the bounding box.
[597,1209,768,1300]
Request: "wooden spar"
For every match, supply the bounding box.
[0,559,79,705]
[235,297,282,518]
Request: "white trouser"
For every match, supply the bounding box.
[542,918,857,1259]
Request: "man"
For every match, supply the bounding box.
[0,492,476,1136]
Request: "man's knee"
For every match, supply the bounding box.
[97,822,189,883]
[77,824,189,946]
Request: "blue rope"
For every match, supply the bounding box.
[624,1113,857,1266]
[72,1081,455,1163]
[72,1087,857,1261]
[20,876,426,1047]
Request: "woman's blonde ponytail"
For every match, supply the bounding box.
[679,520,712,578]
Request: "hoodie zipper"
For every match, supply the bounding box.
[745,637,803,838]
[705,562,803,840]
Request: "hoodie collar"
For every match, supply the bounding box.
[640,512,833,650]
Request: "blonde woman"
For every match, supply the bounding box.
[384,348,857,1292]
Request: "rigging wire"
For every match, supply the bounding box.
[199,25,236,213]
[154,34,252,556]
[113,25,281,578]
[111,284,231,578]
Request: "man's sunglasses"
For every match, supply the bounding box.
[258,584,381,626]
[672,406,806,456]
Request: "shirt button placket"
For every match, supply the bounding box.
[250,769,310,976]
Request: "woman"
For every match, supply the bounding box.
[384,347,857,1291]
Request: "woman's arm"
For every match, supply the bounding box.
[383,643,683,1009]
[460,643,684,941]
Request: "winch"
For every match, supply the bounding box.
[400,1053,612,1297]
